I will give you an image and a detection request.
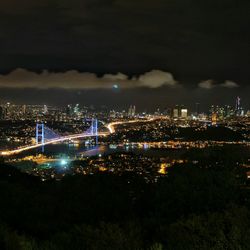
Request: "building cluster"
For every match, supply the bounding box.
[0,103,105,122]
[208,97,246,125]
[128,105,136,118]
[170,97,248,125]
[9,152,186,182]
[0,96,249,123]
[109,105,137,119]
[172,105,188,119]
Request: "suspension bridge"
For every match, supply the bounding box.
[1,119,107,156]
[0,117,158,156]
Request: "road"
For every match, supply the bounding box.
[106,118,156,134]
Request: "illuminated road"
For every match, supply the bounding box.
[106,118,157,134]
[0,132,108,156]
[0,118,158,156]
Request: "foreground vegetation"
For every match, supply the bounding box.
[0,147,249,249]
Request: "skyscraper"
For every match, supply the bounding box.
[235,96,244,116]
[181,108,188,119]
[22,105,26,115]
[128,105,136,118]
[172,105,179,118]
[235,96,241,111]
[172,105,188,119]
[43,105,48,114]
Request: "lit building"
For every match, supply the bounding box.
[43,105,48,114]
[235,96,244,116]
[181,108,188,119]
[211,113,217,125]
[172,105,188,119]
[172,105,179,118]
[209,105,226,121]
[128,105,136,118]
[22,105,26,115]
[235,96,241,114]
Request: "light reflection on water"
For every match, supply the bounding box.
[35,144,131,169]
[7,142,190,170]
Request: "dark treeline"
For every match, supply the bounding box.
[0,148,250,250]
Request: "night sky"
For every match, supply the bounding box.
[0,0,249,111]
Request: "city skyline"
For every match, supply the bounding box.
[0,86,249,112]
[0,1,249,248]
[0,96,248,114]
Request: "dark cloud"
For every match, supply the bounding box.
[198,80,239,89]
[0,0,249,108]
[0,0,249,80]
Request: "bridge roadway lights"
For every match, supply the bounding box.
[36,119,98,152]
[2,118,154,156]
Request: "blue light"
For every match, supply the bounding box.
[60,159,67,166]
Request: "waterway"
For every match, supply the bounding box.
[5,141,248,171]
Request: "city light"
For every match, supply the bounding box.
[60,159,67,166]
[0,119,155,156]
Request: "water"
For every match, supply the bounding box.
[7,141,248,171]
[6,141,187,169]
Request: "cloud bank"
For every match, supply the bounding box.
[198,80,239,89]
[0,69,178,89]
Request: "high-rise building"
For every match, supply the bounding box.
[235,96,241,111]
[172,105,188,119]
[181,108,188,119]
[128,105,136,117]
[22,105,26,115]
[235,96,244,116]
[172,105,179,118]
[43,105,48,114]
[132,105,136,117]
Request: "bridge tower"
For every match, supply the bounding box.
[92,119,98,145]
[36,123,45,144]
[36,123,45,152]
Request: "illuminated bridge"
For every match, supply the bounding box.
[1,119,104,156]
[0,117,158,156]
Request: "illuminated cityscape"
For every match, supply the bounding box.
[0,0,250,248]
[0,98,249,175]
[0,95,248,249]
